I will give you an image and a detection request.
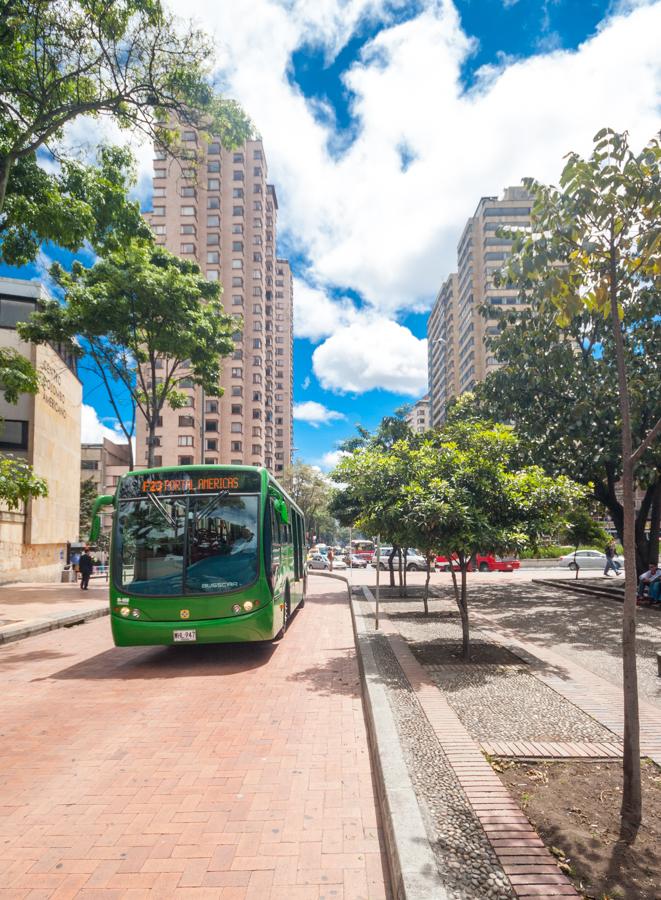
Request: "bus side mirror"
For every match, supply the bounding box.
[89,494,114,544]
[274,498,289,525]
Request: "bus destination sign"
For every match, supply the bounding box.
[118,470,261,499]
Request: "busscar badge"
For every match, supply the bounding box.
[180,609,190,620]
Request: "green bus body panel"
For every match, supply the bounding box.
[107,465,305,647]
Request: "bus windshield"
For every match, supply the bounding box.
[116,493,259,596]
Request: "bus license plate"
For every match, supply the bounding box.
[173,629,197,642]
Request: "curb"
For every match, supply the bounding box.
[532,577,628,602]
[0,605,109,645]
[350,586,448,900]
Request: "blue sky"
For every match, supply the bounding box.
[4,0,661,470]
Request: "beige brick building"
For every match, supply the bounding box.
[0,277,82,582]
[81,438,131,532]
[140,133,293,475]
[428,186,532,424]
[405,394,430,434]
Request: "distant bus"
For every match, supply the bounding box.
[350,539,375,561]
[91,466,306,646]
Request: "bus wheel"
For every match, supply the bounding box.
[299,575,307,608]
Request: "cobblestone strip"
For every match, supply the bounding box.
[481,741,623,759]
[472,615,661,767]
[361,589,580,900]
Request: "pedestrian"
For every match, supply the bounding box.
[78,547,94,591]
[603,539,621,576]
[637,562,661,603]
[327,548,334,572]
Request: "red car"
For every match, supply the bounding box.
[435,554,520,573]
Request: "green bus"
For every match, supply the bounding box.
[90,465,306,646]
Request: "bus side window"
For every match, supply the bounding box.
[292,511,301,580]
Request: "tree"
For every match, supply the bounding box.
[18,240,238,468]
[79,477,97,536]
[0,455,48,510]
[493,128,661,838]
[0,0,252,217]
[0,347,39,402]
[470,285,660,574]
[280,461,334,543]
[402,422,583,656]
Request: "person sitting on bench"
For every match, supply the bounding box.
[637,562,661,603]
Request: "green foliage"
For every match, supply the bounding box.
[476,129,661,573]
[79,477,98,536]
[280,461,335,542]
[0,347,39,403]
[332,417,584,648]
[0,455,48,510]
[0,0,252,256]
[18,240,238,465]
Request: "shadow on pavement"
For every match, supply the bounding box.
[47,639,278,681]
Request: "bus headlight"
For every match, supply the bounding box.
[120,606,130,617]
[232,604,241,614]
[131,608,140,618]
[243,600,254,612]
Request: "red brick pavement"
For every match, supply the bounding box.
[0,576,389,899]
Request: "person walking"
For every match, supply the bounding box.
[603,539,621,576]
[327,548,334,572]
[78,547,94,591]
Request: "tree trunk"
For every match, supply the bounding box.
[402,548,408,598]
[458,563,470,660]
[423,558,430,616]
[595,475,660,576]
[0,154,13,215]
[388,547,396,587]
[609,235,641,840]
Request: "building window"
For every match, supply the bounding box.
[180,205,195,216]
[252,444,262,455]
[231,277,243,287]
[207,251,219,263]
[232,294,243,306]
[232,223,243,234]
[153,187,165,198]
[232,188,244,199]
[230,422,242,433]
[180,243,195,253]
[207,196,220,209]
[179,455,194,465]
[233,205,244,216]
[180,224,195,235]
[152,224,166,235]
[231,367,243,378]
[253,167,262,177]
[231,404,242,415]
[207,270,219,281]
[208,142,220,154]
[178,415,195,428]
[208,178,220,191]
[178,435,194,447]
[81,459,98,470]
[207,215,220,227]
[207,160,220,172]
[182,130,196,142]
[231,386,243,397]
[204,457,217,465]
[231,259,242,269]
[207,233,219,246]
[233,152,244,163]
[181,186,196,197]
[153,206,165,216]
[231,442,242,452]
[205,420,218,432]
[253,200,262,211]
[205,439,218,451]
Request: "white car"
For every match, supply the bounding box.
[558,549,624,570]
[307,553,347,571]
[372,548,428,571]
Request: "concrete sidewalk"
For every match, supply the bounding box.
[0,580,109,645]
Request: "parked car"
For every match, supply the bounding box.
[345,554,368,568]
[307,553,330,570]
[436,554,520,573]
[558,550,624,570]
[371,548,429,571]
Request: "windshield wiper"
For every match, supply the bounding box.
[146,491,177,530]
[194,490,230,523]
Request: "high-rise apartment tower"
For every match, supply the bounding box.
[141,132,293,475]
[428,186,532,425]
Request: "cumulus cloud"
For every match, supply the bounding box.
[293,400,346,427]
[319,449,350,471]
[81,404,129,444]
[312,317,428,395]
[162,0,661,394]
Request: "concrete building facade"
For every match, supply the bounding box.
[140,132,293,476]
[81,438,131,532]
[427,273,459,428]
[0,278,82,583]
[406,394,430,434]
[428,187,532,423]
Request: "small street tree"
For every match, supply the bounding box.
[0,343,47,510]
[280,461,335,544]
[497,128,661,837]
[79,477,98,537]
[0,0,252,217]
[19,241,238,468]
[402,422,583,657]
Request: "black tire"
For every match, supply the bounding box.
[273,587,291,641]
[407,564,420,572]
[568,562,578,571]
[478,562,489,572]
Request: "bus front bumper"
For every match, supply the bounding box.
[110,602,278,646]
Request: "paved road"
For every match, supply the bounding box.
[0,576,389,899]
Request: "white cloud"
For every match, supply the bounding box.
[163,0,661,394]
[319,449,350,471]
[81,404,129,444]
[301,376,311,389]
[293,400,346,427]
[312,317,428,395]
